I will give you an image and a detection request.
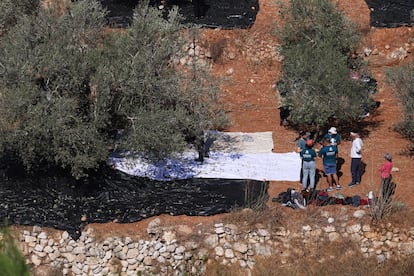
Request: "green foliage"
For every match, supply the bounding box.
[0,227,30,276]
[0,0,109,177]
[0,0,39,34]
[0,0,226,178]
[276,0,374,128]
[387,63,414,153]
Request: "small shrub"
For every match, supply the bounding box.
[225,206,285,232]
[244,180,269,211]
[369,179,397,223]
[0,227,30,276]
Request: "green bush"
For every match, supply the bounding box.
[0,227,30,276]
[276,0,374,130]
[0,0,39,34]
[387,63,414,154]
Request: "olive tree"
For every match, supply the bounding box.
[0,0,226,178]
[387,63,414,153]
[276,0,375,131]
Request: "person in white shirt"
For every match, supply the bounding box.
[349,132,363,187]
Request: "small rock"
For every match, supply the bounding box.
[346,224,361,234]
[162,231,176,244]
[233,242,248,254]
[363,47,372,56]
[127,248,139,259]
[215,246,224,256]
[257,229,270,237]
[25,236,37,243]
[377,254,386,263]
[177,225,193,236]
[38,232,48,239]
[224,249,234,258]
[353,210,366,219]
[143,256,152,266]
[362,224,371,232]
[225,68,234,75]
[302,225,312,232]
[328,232,341,242]
[61,231,69,240]
[31,255,42,266]
[323,225,336,233]
[204,234,219,248]
[175,245,186,254]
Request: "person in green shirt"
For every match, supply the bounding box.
[300,139,317,192]
[318,138,341,191]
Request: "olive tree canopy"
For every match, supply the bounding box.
[0,0,226,178]
[276,0,375,130]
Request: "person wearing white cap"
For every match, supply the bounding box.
[322,127,341,146]
[349,132,363,187]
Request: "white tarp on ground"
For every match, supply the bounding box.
[109,131,301,181]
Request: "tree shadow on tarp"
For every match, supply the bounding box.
[0,167,268,239]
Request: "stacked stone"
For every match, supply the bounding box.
[19,226,205,276]
[176,38,282,68]
[19,210,414,275]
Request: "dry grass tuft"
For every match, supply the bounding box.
[224,206,286,232]
[205,261,246,276]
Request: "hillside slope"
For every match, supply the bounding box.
[78,0,414,239]
[201,0,414,207]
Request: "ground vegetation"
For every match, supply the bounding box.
[0,227,30,276]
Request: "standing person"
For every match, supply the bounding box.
[296,131,310,153]
[300,140,317,192]
[379,153,393,183]
[297,131,310,183]
[349,131,363,187]
[379,153,395,202]
[319,138,341,191]
[323,127,341,146]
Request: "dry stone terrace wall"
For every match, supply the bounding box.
[17,209,414,275]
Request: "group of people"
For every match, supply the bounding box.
[297,127,393,193]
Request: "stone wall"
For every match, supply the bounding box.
[19,209,414,275]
